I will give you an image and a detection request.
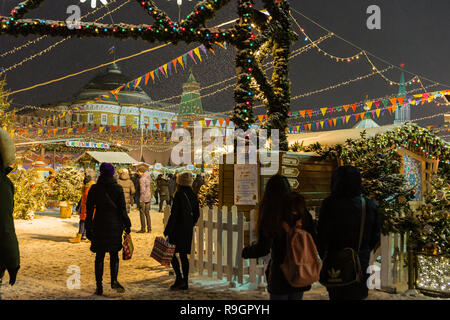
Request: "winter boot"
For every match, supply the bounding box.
[94,259,104,296]
[110,258,125,293]
[170,276,185,290]
[69,233,82,243]
[180,276,189,290]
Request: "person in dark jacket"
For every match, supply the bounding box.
[131,171,140,208]
[192,174,204,196]
[318,165,380,300]
[164,172,200,290]
[0,129,20,299]
[85,162,132,296]
[168,173,176,206]
[157,175,170,212]
[241,175,316,300]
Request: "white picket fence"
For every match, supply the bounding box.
[163,205,409,293]
[163,205,267,288]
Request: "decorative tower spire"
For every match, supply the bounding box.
[394,63,410,124]
[178,70,204,121]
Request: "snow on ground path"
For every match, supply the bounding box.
[1,206,440,300]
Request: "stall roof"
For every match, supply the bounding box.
[287,124,402,147]
[79,151,139,164]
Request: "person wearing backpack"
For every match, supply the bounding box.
[241,175,320,300]
[318,166,380,300]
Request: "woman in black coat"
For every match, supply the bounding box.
[242,175,317,300]
[85,163,132,296]
[318,166,380,300]
[163,172,200,290]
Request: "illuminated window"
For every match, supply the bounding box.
[101,114,108,125]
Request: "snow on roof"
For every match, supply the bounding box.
[287,124,402,147]
[82,151,139,164]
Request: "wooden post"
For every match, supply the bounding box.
[207,207,213,277]
[227,206,233,285]
[217,206,224,280]
[249,209,256,284]
[237,209,244,284]
[197,207,205,276]
[380,233,395,293]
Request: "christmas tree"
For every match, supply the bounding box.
[9,169,49,220]
[50,167,84,204]
[198,173,219,208]
[0,77,15,131]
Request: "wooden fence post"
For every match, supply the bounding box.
[237,210,244,285]
[249,209,257,284]
[227,206,234,285]
[207,207,214,277]
[217,206,225,281]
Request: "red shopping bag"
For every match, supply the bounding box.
[122,233,134,260]
[150,237,175,266]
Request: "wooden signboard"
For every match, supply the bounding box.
[219,151,338,214]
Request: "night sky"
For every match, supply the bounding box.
[0,0,449,132]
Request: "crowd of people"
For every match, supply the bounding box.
[0,127,381,300]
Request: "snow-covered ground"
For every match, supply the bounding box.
[0,207,445,300]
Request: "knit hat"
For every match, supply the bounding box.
[0,129,15,170]
[177,171,193,187]
[99,162,115,176]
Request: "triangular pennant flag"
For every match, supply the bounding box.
[346,115,351,123]
[387,106,392,114]
[150,71,155,83]
[351,104,357,112]
[343,105,350,112]
[161,123,166,130]
[145,73,150,85]
[155,69,160,79]
[366,101,373,110]
[193,47,202,62]
[370,110,376,118]
[205,120,211,127]
[225,118,231,126]
[355,114,360,122]
[392,105,398,113]
[199,44,208,56]
[209,48,215,55]
[159,66,165,77]
[258,115,264,122]
[376,109,381,118]
[215,42,225,49]
[162,64,168,77]
[218,118,224,126]
[390,98,397,106]
[328,120,332,127]
[360,112,365,120]
[167,62,172,75]
[299,110,306,118]
[177,56,184,70]
[320,107,327,116]
[172,59,178,73]
[374,100,381,108]
[182,54,188,67]
[99,127,105,133]
[320,121,324,128]
[177,121,182,128]
[188,51,197,64]
[212,119,218,127]
[183,121,188,129]
[382,99,389,107]
[332,118,337,126]
[306,110,313,118]
[135,77,142,88]
[329,107,335,115]
[155,123,160,130]
[398,96,405,105]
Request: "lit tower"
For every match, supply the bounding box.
[178,70,204,122]
[394,63,410,124]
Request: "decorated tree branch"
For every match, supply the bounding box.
[49,166,83,204]
[1,0,296,149]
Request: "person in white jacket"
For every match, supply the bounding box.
[137,168,152,233]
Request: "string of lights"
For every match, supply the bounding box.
[290,6,450,89]
[0,0,131,76]
[0,0,121,58]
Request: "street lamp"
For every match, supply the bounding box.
[177,0,182,21]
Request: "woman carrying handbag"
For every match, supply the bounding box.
[163,172,200,290]
[86,163,132,296]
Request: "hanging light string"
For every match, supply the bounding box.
[0,0,122,59]
[290,10,420,88]
[289,6,450,89]
[289,11,364,63]
[363,52,418,86]
[0,0,131,76]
